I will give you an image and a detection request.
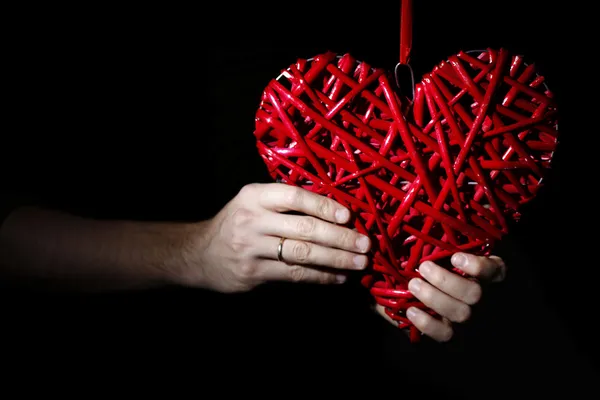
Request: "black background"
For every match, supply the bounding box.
[2,0,598,395]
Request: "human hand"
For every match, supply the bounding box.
[179,183,371,293]
[376,253,506,342]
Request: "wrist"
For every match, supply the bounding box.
[151,219,212,289]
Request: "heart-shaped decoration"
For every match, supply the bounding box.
[253,49,558,336]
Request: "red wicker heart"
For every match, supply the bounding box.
[253,49,558,338]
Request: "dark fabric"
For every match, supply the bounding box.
[2,0,598,394]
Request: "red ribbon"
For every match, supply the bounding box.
[399,0,413,65]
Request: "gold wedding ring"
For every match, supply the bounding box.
[277,237,286,263]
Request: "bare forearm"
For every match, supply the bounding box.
[0,206,203,291]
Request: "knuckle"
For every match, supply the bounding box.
[418,284,434,303]
[238,262,258,281]
[285,187,303,208]
[230,239,247,253]
[339,229,356,249]
[288,265,306,282]
[415,312,432,331]
[291,241,311,262]
[334,253,351,269]
[438,327,454,343]
[229,210,253,253]
[470,258,484,277]
[231,208,254,228]
[296,216,317,237]
[453,305,472,323]
[321,273,336,285]
[465,283,483,305]
[239,183,258,198]
[427,265,446,288]
[230,233,250,254]
[316,197,331,218]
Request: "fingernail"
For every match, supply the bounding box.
[353,255,367,269]
[409,278,422,293]
[356,235,370,252]
[452,253,467,268]
[335,208,350,223]
[336,275,347,284]
[406,307,418,320]
[419,261,432,275]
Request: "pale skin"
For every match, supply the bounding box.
[0,183,505,341]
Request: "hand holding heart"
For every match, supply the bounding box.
[179,183,372,293]
[376,252,506,342]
